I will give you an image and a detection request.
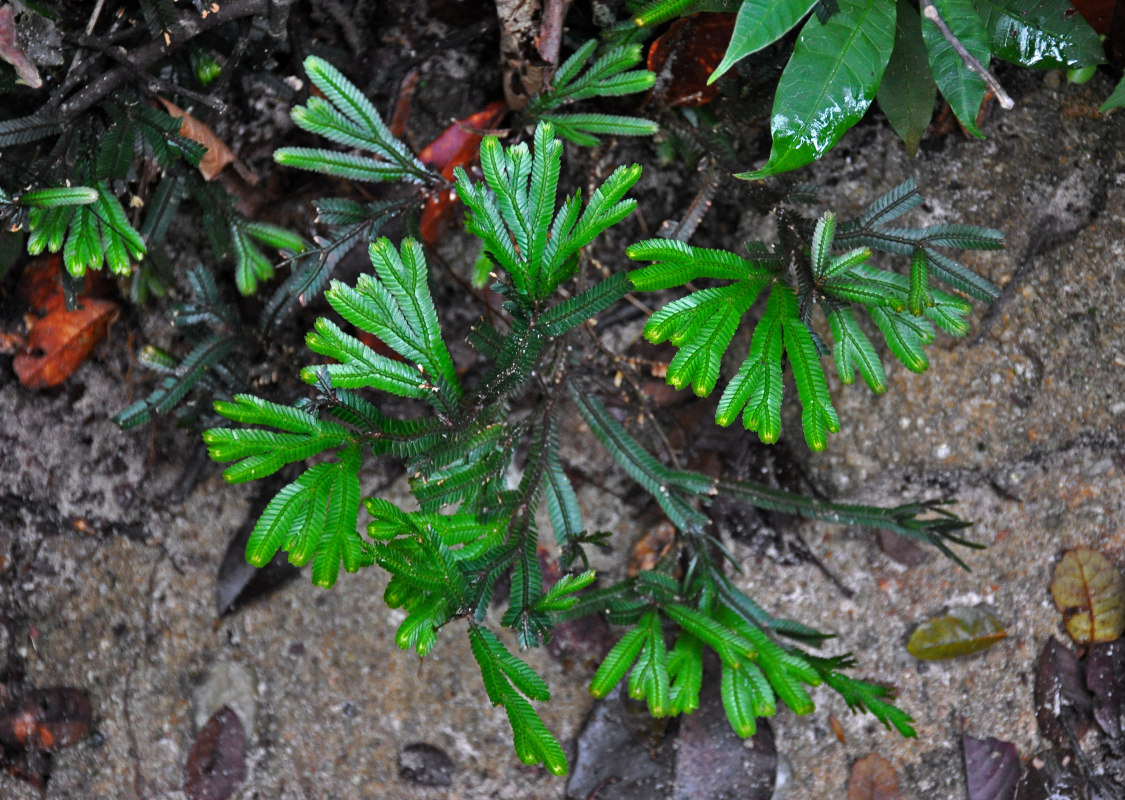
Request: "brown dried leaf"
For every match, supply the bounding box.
[417,101,507,245]
[1034,636,1094,748]
[1051,547,1125,645]
[0,5,42,88]
[0,688,92,750]
[647,13,734,108]
[156,97,252,183]
[627,520,677,577]
[847,753,903,800]
[13,296,118,388]
[1085,640,1125,738]
[184,706,245,800]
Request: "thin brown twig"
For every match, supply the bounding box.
[56,0,269,121]
[69,33,227,113]
[919,0,1013,110]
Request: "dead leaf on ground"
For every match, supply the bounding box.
[1014,750,1088,800]
[0,4,42,88]
[18,253,113,314]
[14,295,118,388]
[647,13,734,108]
[157,97,256,184]
[184,706,245,800]
[906,605,1007,660]
[1051,547,1125,645]
[847,753,902,800]
[0,688,93,751]
[215,480,300,615]
[1085,640,1125,739]
[962,734,1019,800]
[1034,636,1094,748]
[627,519,677,577]
[417,101,507,246]
[672,668,776,800]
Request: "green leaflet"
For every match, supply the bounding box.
[716,284,787,442]
[877,1,936,157]
[204,394,355,483]
[1101,74,1125,112]
[667,631,704,715]
[742,0,897,178]
[526,40,656,145]
[280,56,430,183]
[974,0,1104,70]
[243,446,372,589]
[457,124,641,303]
[710,0,819,83]
[921,0,991,138]
[469,626,567,775]
[17,186,99,208]
[815,665,917,736]
[826,303,886,393]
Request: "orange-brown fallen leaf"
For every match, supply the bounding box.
[1051,547,1125,644]
[0,688,92,751]
[14,296,119,388]
[647,13,735,108]
[157,97,256,184]
[418,101,508,246]
[847,753,902,800]
[627,519,677,577]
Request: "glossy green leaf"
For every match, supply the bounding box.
[975,0,1105,69]
[1101,74,1125,112]
[741,0,896,179]
[877,2,936,156]
[907,605,1007,659]
[921,0,990,138]
[710,0,819,84]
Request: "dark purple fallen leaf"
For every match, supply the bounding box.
[1034,637,1094,748]
[878,530,929,567]
[963,734,1019,800]
[0,688,92,750]
[672,668,776,800]
[216,482,300,615]
[567,685,676,800]
[847,753,903,800]
[184,706,245,800]
[399,742,455,786]
[1014,750,1086,800]
[1085,640,1125,739]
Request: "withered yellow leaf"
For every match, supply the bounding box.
[1051,547,1125,645]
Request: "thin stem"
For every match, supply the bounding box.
[919,0,1014,110]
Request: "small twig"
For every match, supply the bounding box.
[84,0,107,35]
[58,0,269,121]
[920,0,1013,110]
[537,0,573,66]
[70,33,227,113]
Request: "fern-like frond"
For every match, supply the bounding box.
[205,394,356,483]
[469,626,567,775]
[526,41,656,144]
[281,56,430,184]
[570,388,710,533]
[456,123,641,304]
[243,446,372,588]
